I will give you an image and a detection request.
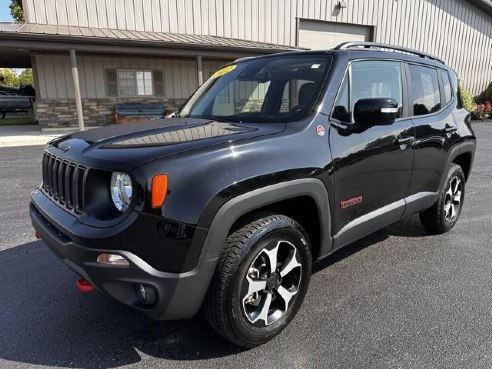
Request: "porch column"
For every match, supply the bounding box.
[69,48,85,131]
[197,55,204,86]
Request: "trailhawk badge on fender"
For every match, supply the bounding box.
[316,125,325,136]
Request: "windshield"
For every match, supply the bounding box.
[179,54,332,123]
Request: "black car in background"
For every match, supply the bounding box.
[30,42,476,347]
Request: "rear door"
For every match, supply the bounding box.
[329,60,415,248]
[403,64,458,214]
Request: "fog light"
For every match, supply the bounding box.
[136,283,157,306]
[96,253,129,266]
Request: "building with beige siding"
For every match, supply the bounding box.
[0,0,490,128]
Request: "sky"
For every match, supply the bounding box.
[0,0,13,21]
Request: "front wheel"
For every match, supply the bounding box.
[203,214,312,347]
[419,163,466,234]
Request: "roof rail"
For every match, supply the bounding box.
[333,41,445,64]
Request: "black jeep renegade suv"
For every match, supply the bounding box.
[30,42,476,347]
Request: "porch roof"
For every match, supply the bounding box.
[0,22,301,67]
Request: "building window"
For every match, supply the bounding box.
[105,69,164,97]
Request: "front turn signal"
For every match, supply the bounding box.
[151,174,168,208]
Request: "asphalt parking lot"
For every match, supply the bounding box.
[1,123,491,369]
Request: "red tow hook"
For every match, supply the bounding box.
[76,278,95,292]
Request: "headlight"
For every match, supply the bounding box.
[110,172,133,212]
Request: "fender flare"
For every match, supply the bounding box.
[199,178,333,265]
[438,140,476,192]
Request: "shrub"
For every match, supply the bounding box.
[459,85,476,112]
[472,101,492,120]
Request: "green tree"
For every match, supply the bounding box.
[9,0,24,21]
[0,68,19,87]
[18,69,33,86]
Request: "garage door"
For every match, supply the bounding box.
[298,19,373,50]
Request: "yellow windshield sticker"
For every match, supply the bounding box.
[210,65,237,79]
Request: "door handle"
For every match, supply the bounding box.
[396,136,415,145]
[444,126,458,134]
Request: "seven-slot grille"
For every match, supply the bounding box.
[41,152,87,214]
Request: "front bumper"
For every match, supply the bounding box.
[30,199,217,320]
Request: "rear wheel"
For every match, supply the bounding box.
[419,164,465,234]
[203,214,312,347]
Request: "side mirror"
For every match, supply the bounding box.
[353,98,398,126]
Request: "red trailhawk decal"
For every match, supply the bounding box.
[340,195,363,209]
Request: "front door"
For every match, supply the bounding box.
[329,60,415,248]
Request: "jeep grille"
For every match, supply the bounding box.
[41,152,87,214]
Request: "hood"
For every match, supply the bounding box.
[47,118,286,170]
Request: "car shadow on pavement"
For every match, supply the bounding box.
[0,241,244,369]
[0,216,427,368]
[313,214,428,273]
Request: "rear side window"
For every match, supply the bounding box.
[440,70,453,104]
[409,65,441,116]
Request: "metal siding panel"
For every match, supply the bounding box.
[172,59,182,98]
[193,0,203,35]
[143,0,154,31]
[223,0,231,37]
[393,0,403,46]
[176,0,186,33]
[84,0,98,28]
[115,0,126,29]
[245,0,252,40]
[84,56,97,99]
[92,56,106,99]
[197,0,210,35]
[162,59,172,98]
[291,0,298,46]
[231,0,238,39]
[36,0,48,24]
[271,0,279,44]
[276,0,285,45]
[65,0,79,26]
[45,0,57,25]
[159,0,170,32]
[216,0,224,37]
[168,0,178,33]
[207,0,217,35]
[105,0,117,28]
[151,0,161,32]
[133,0,144,31]
[124,0,136,30]
[238,0,245,39]
[63,56,74,99]
[264,0,272,43]
[258,0,265,42]
[55,0,68,25]
[75,0,89,27]
[24,0,36,23]
[405,0,416,49]
[35,55,48,99]
[95,0,108,28]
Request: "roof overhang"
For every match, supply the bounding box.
[0,23,301,67]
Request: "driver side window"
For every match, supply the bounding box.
[331,60,403,123]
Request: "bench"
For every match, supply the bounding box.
[113,103,165,123]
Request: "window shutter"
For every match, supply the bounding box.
[153,70,164,97]
[105,69,118,97]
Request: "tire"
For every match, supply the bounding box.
[203,214,312,347]
[419,163,466,234]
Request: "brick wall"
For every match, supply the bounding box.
[35,98,186,128]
